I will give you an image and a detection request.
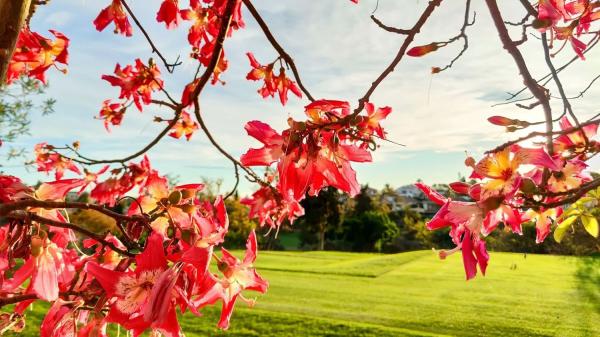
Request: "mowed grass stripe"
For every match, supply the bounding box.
[257,250,430,277]
[247,251,598,337]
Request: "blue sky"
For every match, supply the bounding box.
[4,0,600,195]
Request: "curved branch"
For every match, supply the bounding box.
[0,291,80,308]
[66,108,183,165]
[370,15,411,34]
[0,199,147,223]
[224,163,240,200]
[241,0,315,102]
[526,178,600,208]
[435,0,475,72]
[541,33,588,147]
[505,34,600,100]
[6,212,136,257]
[188,0,235,101]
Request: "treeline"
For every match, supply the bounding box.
[291,185,598,256]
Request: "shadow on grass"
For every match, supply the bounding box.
[575,254,600,313]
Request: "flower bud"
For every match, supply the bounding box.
[464,156,476,167]
[488,116,517,126]
[407,43,440,57]
[181,229,193,244]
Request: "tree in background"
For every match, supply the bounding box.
[352,185,376,216]
[337,185,398,252]
[342,211,398,252]
[0,77,54,161]
[299,187,342,250]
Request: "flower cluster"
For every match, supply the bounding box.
[94,0,133,36]
[102,58,163,112]
[0,166,268,335]
[535,0,600,58]
[167,111,199,141]
[180,0,245,85]
[245,52,302,105]
[240,99,391,227]
[34,143,81,180]
[417,116,599,280]
[6,27,69,84]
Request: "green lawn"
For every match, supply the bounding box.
[11,251,600,337]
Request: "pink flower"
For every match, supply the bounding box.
[194,231,268,329]
[86,232,183,336]
[94,0,133,36]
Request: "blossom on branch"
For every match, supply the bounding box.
[94,0,133,37]
[157,0,181,29]
[7,28,69,84]
[240,99,391,227]
[245,52,302,105]
[102,59,163,111]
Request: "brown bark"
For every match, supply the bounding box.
[318,223,326,251]
[0,0,32,84]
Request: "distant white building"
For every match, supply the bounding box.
[394,184,444,215]
[396,185,422,199]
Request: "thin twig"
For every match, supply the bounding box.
[352,0,443,117]
[119,0,182,72]
[436,0,475,72]
[485,118,600,153]
[370,15,411,34]
[62,108,183,165]
[486,0,554,156]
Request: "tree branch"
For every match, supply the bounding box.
[485,0,554,156]
[62,107,183,165]
[352,0,443,116]
[6,212,136,257]
[0,0,32,84]
[0,199,147,223]
[370,15,411,34]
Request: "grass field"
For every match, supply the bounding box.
[11,250,599,337]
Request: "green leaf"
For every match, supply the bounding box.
[581,215,599,238]
[554,216,578,243]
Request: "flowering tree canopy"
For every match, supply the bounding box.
[0,0,599,335]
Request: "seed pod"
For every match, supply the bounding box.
[181,204,196,214]
[30,236,44,257]
[180,189,196,199]
[520,178,537,194]
[181,229,193,244]
[168,190,182,205]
